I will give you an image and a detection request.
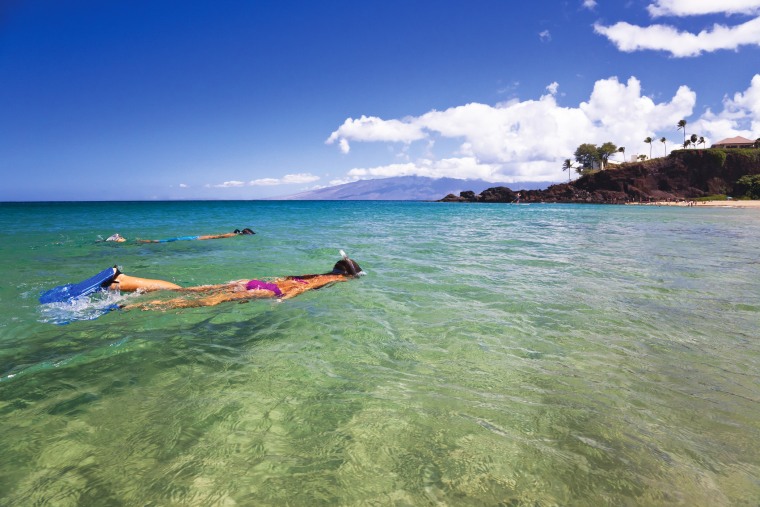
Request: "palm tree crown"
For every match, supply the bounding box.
[644,136,653,159]
[677,119,687,145]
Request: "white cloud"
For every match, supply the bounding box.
[326,74,760,182]
[326,76,723,182]
[212,173,320,188]
[582,0,597,10]
[696,74,760,140]
[539,30,551,42]
[281,173,321,184]
[179,183,188,188]
[326,114,428,154]
[647,0,760,17]
[215,180,246,188]
[249,173,320,186]
[595,1,760,57]
[594,16,760,57]
[250,178,280,186]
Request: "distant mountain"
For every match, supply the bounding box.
[275,176,553,201]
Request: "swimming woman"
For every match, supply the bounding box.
[136,228,255,243]
[103,228,255,243]
[109,252,362,311]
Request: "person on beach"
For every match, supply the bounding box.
[109,252,362,311]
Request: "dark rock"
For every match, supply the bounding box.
[438,149,760,204]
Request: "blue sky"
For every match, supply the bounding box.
[2,0,760,201]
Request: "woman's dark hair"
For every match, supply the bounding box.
[331,258,361,276]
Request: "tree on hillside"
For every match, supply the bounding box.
[637,155,647,161]
[737,174,760,199]
[562,159,575,183]
[618,146,626,162]
[698,136,706,149]
[690,134,698,148]
[660,137,667,156]
[683,139,691,149]
[677,119,687,145]
[598,142,618,169]
[755,138,760,148]
[644,136,653,159]
[574,143,600,172]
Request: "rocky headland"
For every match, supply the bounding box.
[439,149,760,204]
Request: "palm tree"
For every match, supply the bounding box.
[698,136,706,149]
[644,136,653,159]
[660,137,667,156]
[683,139,691,149]
[618,146,626,163]
[562,159,574,183]
[690,134,698,148]
[677,119,687,145]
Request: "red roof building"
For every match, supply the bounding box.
[711,136,757,148]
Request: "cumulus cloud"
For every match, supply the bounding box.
[215,180,246,188]
[697,74,760,138]
[179,183,188,188]
[595,1,760,57]
[326,115,427,154]
[582,0,597,10]
[594,17,760,57]
[250,173,320,186]
[647,0,760,17]
[215,173,320,188]
[326,75,760,183]
[539,30,551,42]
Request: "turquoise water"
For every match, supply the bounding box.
[1,200,759,506]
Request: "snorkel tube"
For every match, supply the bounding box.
[339,249,359,276]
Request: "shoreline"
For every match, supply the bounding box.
[626,200,760,208]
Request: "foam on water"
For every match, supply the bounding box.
[38,290,126,325]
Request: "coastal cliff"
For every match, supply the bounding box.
[440,149,760,204]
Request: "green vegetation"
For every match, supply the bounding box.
[677,148,727,167]
[573,141,618,173]
[737,174,760,199]
[694,195,729,202]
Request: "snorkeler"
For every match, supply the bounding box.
[108,251,362,311]
[103,228,255,243]
[136,228,256,243]
[105,233,126,242]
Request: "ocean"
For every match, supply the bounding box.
[0,200,758,506]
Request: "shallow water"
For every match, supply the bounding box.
[1,201,759,505]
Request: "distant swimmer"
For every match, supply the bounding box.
[107,250,362,311]
[136,228,255,243]
[101,228,255,243]
[105,233,126,242]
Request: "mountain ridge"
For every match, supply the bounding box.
[275,176,554,200]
